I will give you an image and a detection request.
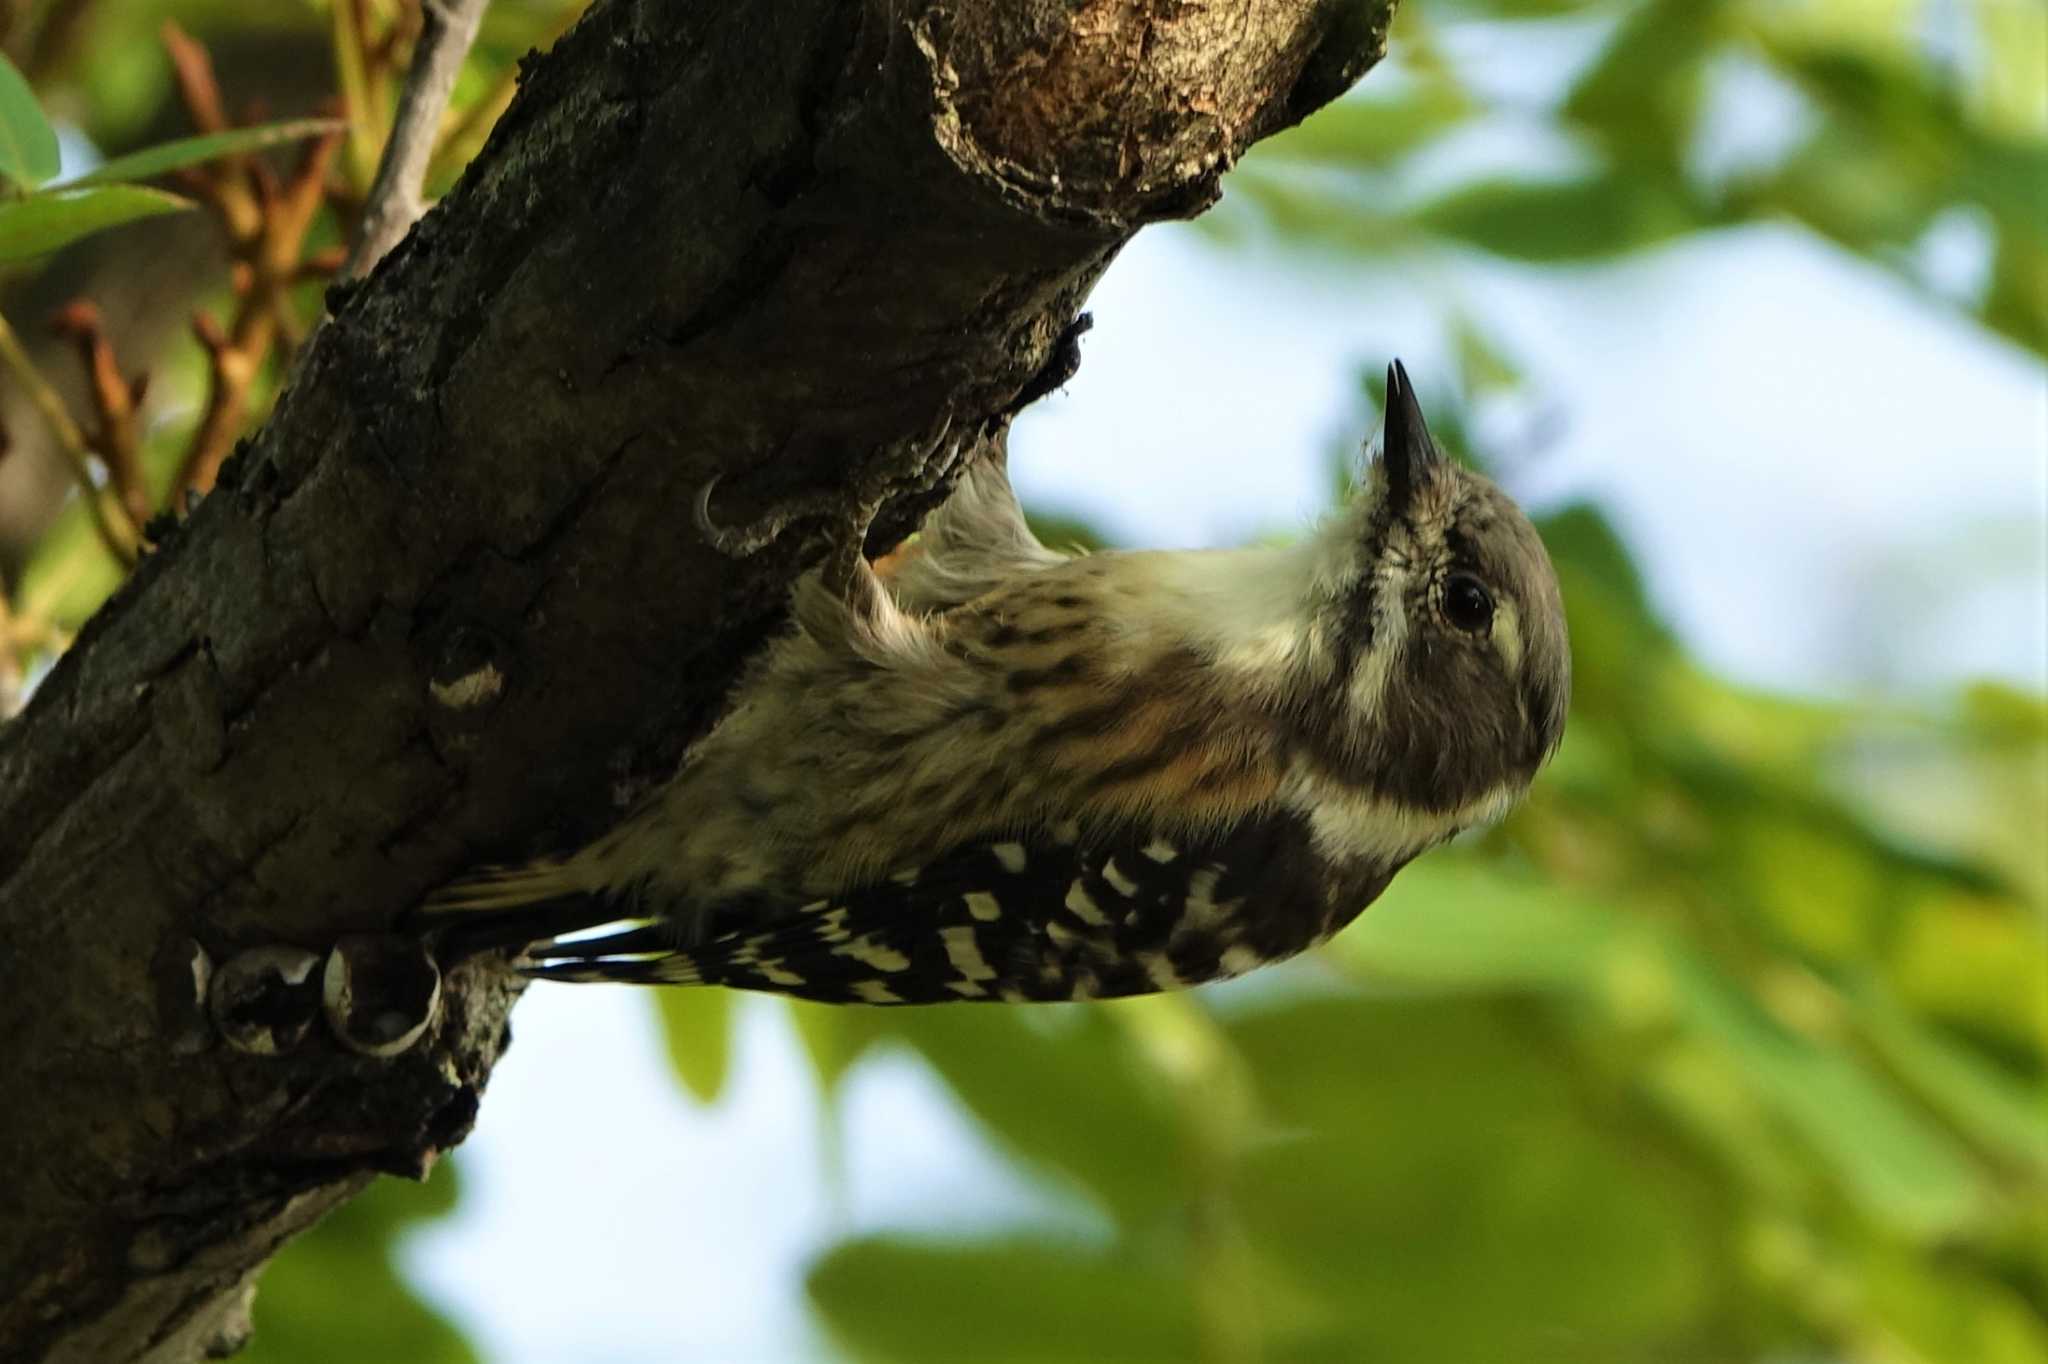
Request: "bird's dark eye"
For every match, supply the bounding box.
[1443,574,1494,633]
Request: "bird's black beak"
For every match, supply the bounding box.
[1382,359,1444,517]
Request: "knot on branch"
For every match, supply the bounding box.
[913,0,1395,221]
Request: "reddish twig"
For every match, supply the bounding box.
[171,124,345,502]
[295,246,351,282]
[48,301,151,530]
[158,23,349,506]
[159,20,229,133]
[161,22,262,246]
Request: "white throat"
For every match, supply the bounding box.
[1128,504,1373,688]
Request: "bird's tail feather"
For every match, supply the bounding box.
[516,919,699,984]
[525,955,701,985]
[412,858,640,961]
[415,858,581,916]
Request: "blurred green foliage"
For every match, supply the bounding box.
[785,488,2047,1360]
[786,4,2048,1357]
[240,1169,475,1364]
[1214,0,2048,358]
[7,0,2042,1360]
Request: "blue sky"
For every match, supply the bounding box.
[404,213,2048,1360]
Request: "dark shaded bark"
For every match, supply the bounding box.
[0,1,1394,1358]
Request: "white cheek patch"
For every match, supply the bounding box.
[1292,765,1523,868]
[1346,563,1410,720]
[1141,546,1324,684]
[1490,598,1524,675]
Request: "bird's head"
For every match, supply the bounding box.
[1301,361,1570,816]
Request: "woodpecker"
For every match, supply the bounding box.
[419,361,1570,1004]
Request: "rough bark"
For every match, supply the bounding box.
[0,1,1394,1359]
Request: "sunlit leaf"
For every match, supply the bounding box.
[1449,311,1522,394]
[1251,83,1474,167]
[1866,1243,2048,1364]
[1747,131,1939,252]
[879,1006,1185,1228]
[1417,173,1703,260]
[1564,0,1724,168]
[1641,1037,1813,1203]
[653,985,732,1104]
[1673,954,1991,1239]
[1982,232,2048,357]
[1962,682,2048,742]
[1020,509,1113,554]
[809,1237,1200,1364]
[66,117,343,189]
[785,998,887,1100]
[1335,858,1623,992]
[1850,983,2048,1176]
[1736,817,1886,963]
[1228,995,1730,1358]
[0,52,59,191]
[242,1172,477,1364]
[1535,502,1678,718]
[1201,162,1408,254]
[1887,889,2048,1057]
[0,185,192,262]
[1973,0,2048,140]
[1415,0,1603,14]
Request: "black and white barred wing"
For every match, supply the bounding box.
[528,815,1398,1005]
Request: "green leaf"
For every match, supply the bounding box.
[1020,509,1113,554]
[881,1006,1185,1228]
[1983,231,2048,358]
[1203,163,1409,254]
[1751,130,1942,252]
[1251,83,1474,167]
[809,1237,1200,1364]
[1449,311,1523,395]
[653,986,733,1104]
[1673,954,1991,1239]
[1562,0,1723,169]
[1227,996,1727,1359]
[242,1172,478,1364]
[1534,502,1679,719]
[1417,172,1703,261]
[1334,858,1623,992]
[1424,0,1595,12]
[66,117,342,189]
[0,52,59,191]
[0,185,192,261]
[785,997,887,1099]
[1850,984,2048,1176]
[1887,888,2048,1059]
[1867,1243,2048,1364]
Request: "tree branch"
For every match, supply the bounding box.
[0,1,1395,1358]
[343,0,489,281]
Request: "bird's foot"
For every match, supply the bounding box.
[694,412,966,599]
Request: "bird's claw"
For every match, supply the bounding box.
[693,412,968,591]
[694,475,836,559]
